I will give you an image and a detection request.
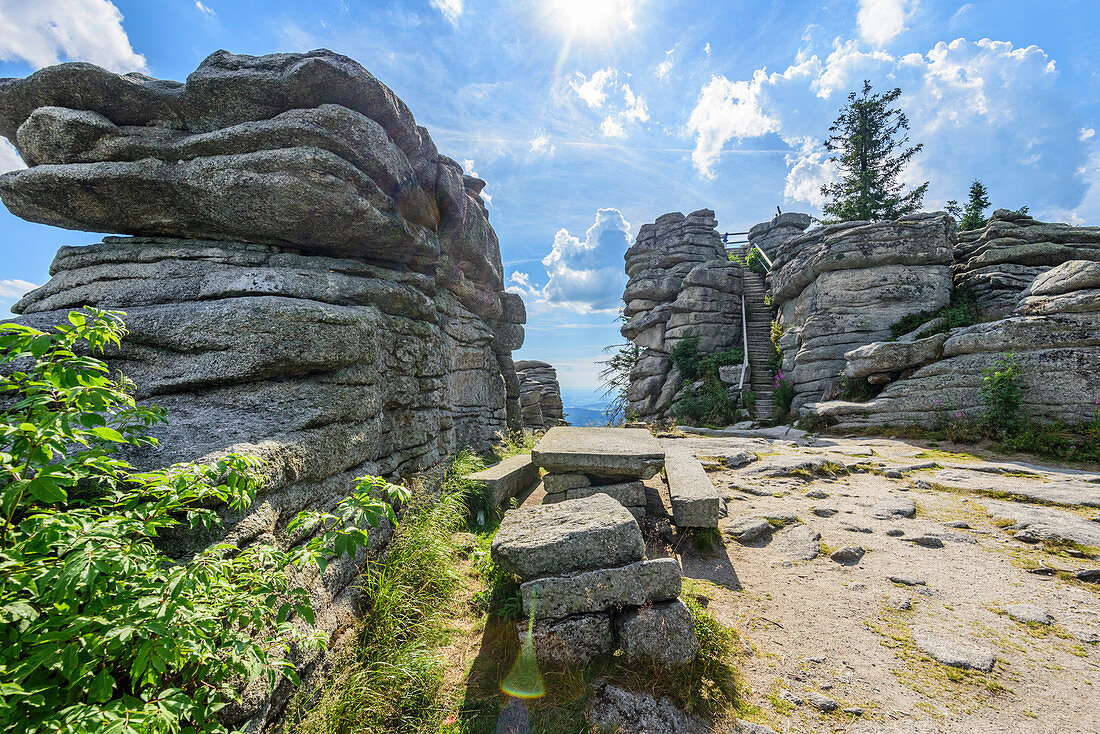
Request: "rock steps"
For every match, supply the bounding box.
[742,270,775,421]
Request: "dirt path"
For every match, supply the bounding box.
[662,434,1100,734]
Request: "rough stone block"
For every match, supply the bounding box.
[664,449,720,527]
[543,472,590,494]
[520,558,681,620]
[614,599,699,667]
[466,454,538,508]
[564,480,646,507]
[532,427,665,479]
[491,494,644,580]
[516,613,612,668]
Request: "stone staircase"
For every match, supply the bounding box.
[742,270,776,422]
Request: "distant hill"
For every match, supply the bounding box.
[562,405,609,426]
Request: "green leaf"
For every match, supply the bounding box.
[91,426,126,443]
[29,334,51,359]
[26,476,66,503]
[88,668,114,703]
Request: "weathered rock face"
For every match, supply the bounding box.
[954,209,1100,320]
[514,359,565,428]
[820,258,1100,428]
[747,211,812,256]
[619,209,743,420]
[770,212,956,412]
[1,49,524,730]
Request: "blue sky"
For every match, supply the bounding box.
[1,0,1098,393]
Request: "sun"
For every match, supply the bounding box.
[545,0,633,37]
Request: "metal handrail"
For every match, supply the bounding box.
[752,243,773,270]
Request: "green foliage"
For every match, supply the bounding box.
[979,353,1024,436]
[672,380,740,428]
[599,312,641,425]
[669,337,743,382]
[839,375,882,402]
[820,80,928,222]
[745,247,767,274]
[945,199,962,220]
[773,379,795,422]
[960,179,992,230]
[288,469,468,734]
[768,320,784,372]
[740,389,756,417]
[0,309,395,734]
[470,536,522,621]
[890,286,978,339]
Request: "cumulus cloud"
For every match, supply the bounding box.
[195,1,216,18]
[0,278,38,315]
[0,138,26,173]
[430,0,462,24]
[656,49,674,80]
[568,68,649,138]
[529,134,555,156]
[857,0,914,47]
[508,208,631,313]
[686,37,1090,218]
[0,0,147,73]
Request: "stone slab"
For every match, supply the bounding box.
[542,472,590,494]
[491,494,644,580]
[517,612,612,668]
[664,449,720,527]
[912,628,996,672]
[467,454,539,509]
[564,480,647,507]
[520,558,682,620]
[614,599,699,666]
[532,426,665,479]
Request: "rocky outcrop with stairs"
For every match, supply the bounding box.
[742,270,776,421]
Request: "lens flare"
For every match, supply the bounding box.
[501,592,545,699]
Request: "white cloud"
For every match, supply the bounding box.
[195,1,216,18]
[507,208,631,313]
[685,37,1090,218]
[600,117,625,138]
[0,278,38,315]
[0,138,26,173]
[529,134,555,156]
[684,72,779,177]
[704,42,711,56]
[857,0,914,47]
[430,0,462,24]
[656,49,674,80]
[0,0,147,73]
[569,68,649,138]
[569,68,617,108]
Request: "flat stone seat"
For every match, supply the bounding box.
[490,494,644,580]
[531,426,665,479]
[467,454,539,509]
[664,449,720,527]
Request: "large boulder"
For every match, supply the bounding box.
[0,50,526,730]
[515,359,566,427]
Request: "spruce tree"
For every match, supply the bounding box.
[820,80,928,222]
[959,179,992,230]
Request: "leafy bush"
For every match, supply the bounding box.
[0,309,396,734]
[745,247,767,274]
[672,380,740,427]
[890,286,978,339]
[979,353,1024,436]
[773,378,795,421]
[768,320,784,372]
[669,337,743,381]
[839,375,882,402]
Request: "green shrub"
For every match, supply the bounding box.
[672,380,740,427]
[839,375,882,402]
[0,309,390,734]
[773,379,795,422]
[745,247,768,274]
[670,337,743,381]
[979,353,1024,436]
[740,389,756,417]
[890,286,978,340]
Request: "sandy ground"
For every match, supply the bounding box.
[649,434,1100,734]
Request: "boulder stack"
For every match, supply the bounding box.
[769,212,956,413]
[0,49,525,729]
[747,211,812,256]
[491,494,698,669]
[955,209,1100,320]
[515,359,566,428]
[619,210,743,420]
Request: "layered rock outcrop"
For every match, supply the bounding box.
[1,49,524,730]
[515,359,565,429]
[619,209,743,420]
[954,210,1100,320]
[770,212,956,413]
[747,211,812,256]
[818,258,1100,427]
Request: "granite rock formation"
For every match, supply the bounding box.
[747,211,812,256]
[770,212,956,413]
[514,359,565,429]
[954,209,1100,320]
[619,209,743,420]
[0,49,524,730]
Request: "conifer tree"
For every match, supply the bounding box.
[960,179,992,230]
[820,80,928,222]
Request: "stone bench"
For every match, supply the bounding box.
[467,454,539,509]
[664,449,721,527]
[491,494,697,668]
